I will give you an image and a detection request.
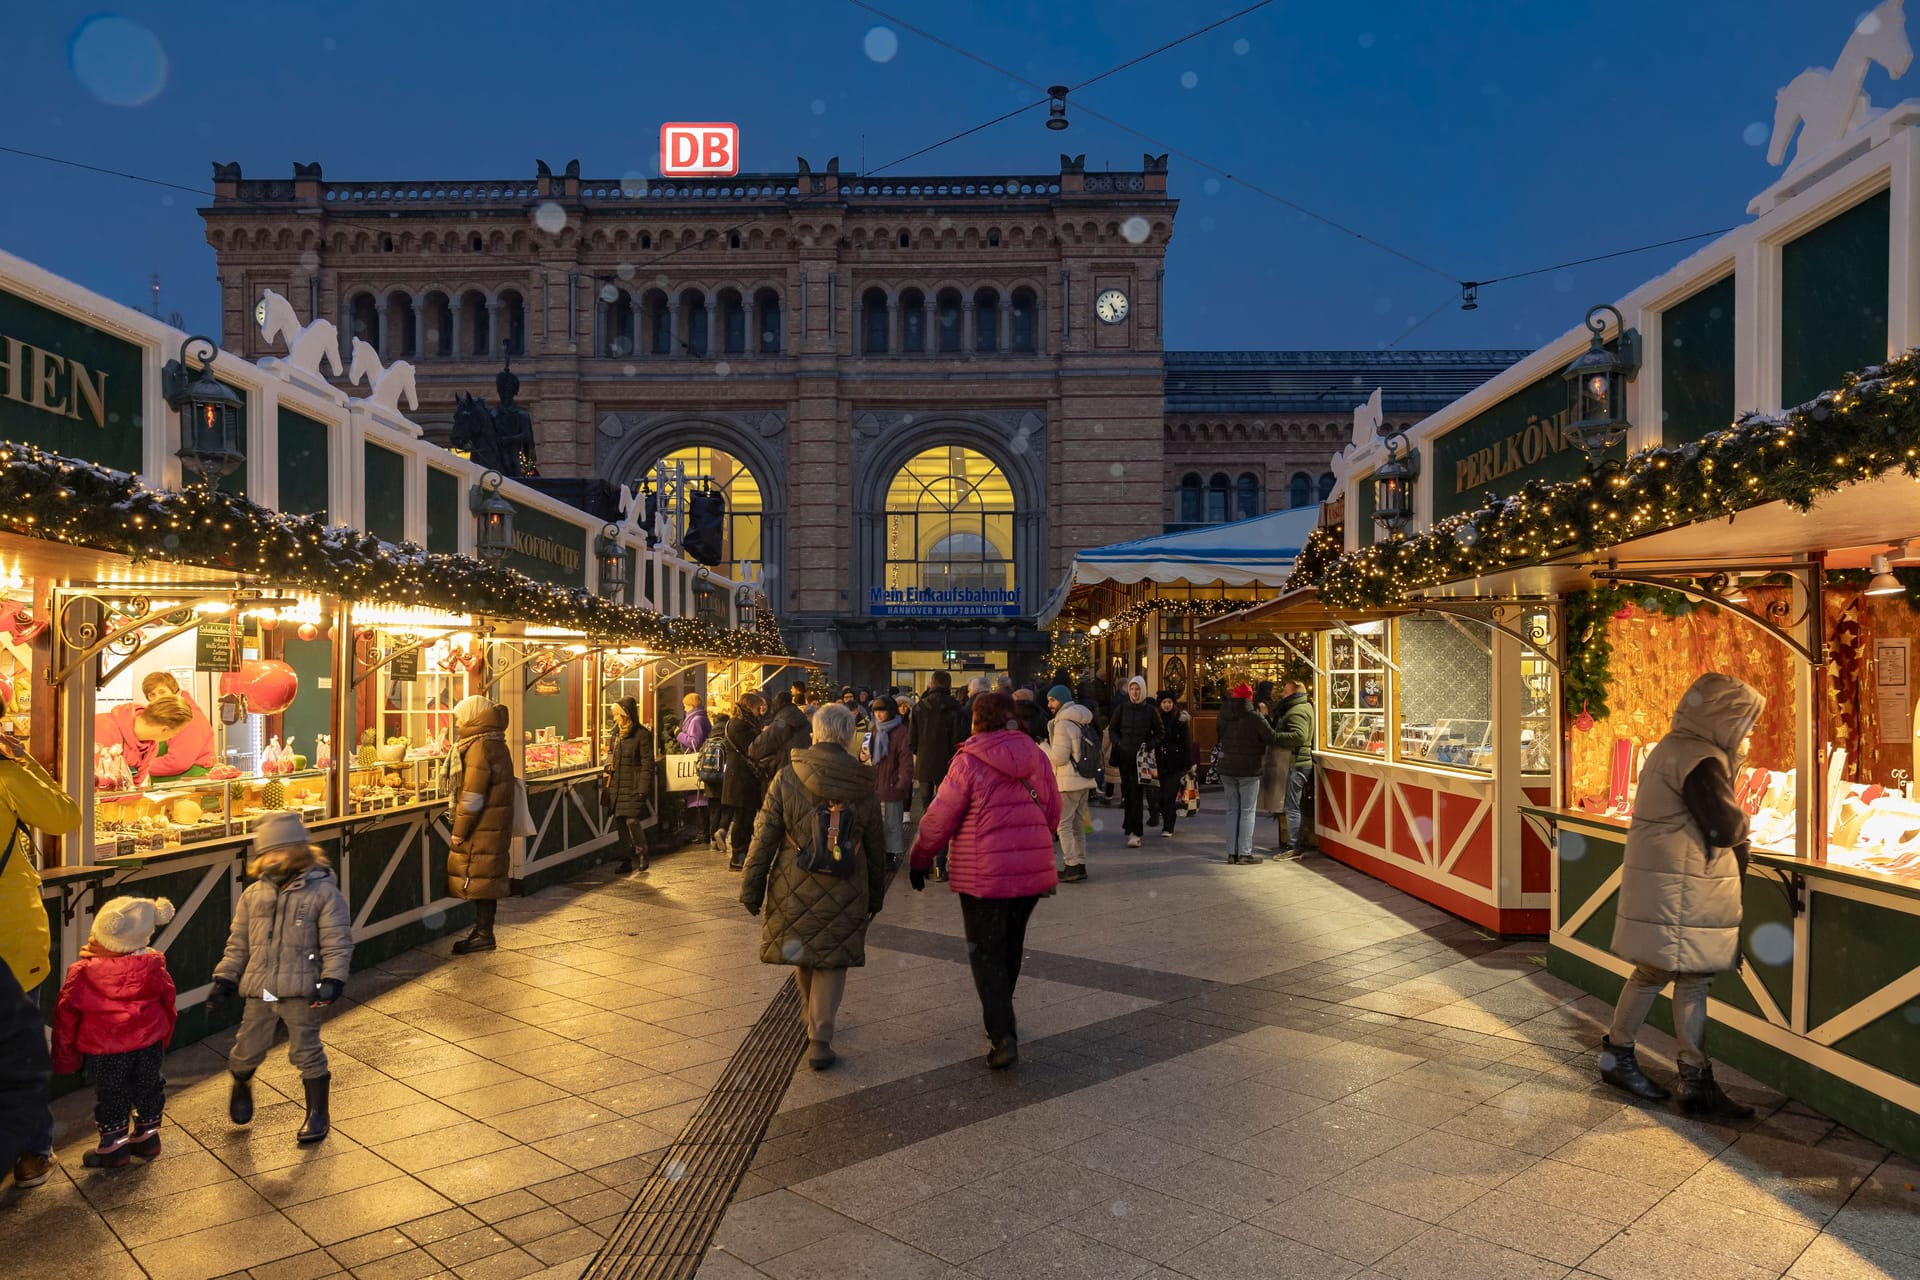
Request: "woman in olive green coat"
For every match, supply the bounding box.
[740,703,887,1071]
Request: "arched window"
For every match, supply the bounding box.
[646,446,764,582]
[728,232,741,249]
[385,291,416,359]
[899,231,911,249]
[862,287,889,355]
[1289,472,1312,509]
[900,289,926,353]
[643,290,671,356]
[680,290,707,357]
[460,289,490,356]
[1178,473,1203,525]
[936,289,963,353]
[500,290,527,356]
[1206,473,1230,524]
[348,293,378,347]
[1235,473,1261,521]
[754,288,782,353]
[1318,472,1336,500]
[719,289,746,354]
[973,288,999,353]
[468,233,483,253]
[604,292,635,357]
[1010,287,1037,353]
[640,232,652,250]
[421,292,452,357]
[884,447,1015,598]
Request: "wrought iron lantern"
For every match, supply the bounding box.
[1047,86,1070,130]
[735,584,758,629]
[469,471,515,564]
[1563,304,1642,465]
[595,523,629,602]
[163,335,246,482]
[1371,431,1420,539]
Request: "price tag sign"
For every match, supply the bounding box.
[390,647,419,682]
[195,619,240,673]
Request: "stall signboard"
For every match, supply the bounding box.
[195,618,240,672]
[0,286,143,472]
[664,752,704,791]
[1432,366,1624,520]
[506,501,588,589]
[389,647,419,683]
[866,586,1022,618]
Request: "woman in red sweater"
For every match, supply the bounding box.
[908,692,1060,1069]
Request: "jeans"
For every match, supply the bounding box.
[1057,788,1090,867]
[230,996,330,1080]
[1284,764,1313,851]
[87,1042,166,1131]
[1158,773,1185,834]
[1222,775,1259,859]
[793,966,848,1047]
[880,801,905,857]
[1609,965,1714,1067]
[958,893,1040,1042]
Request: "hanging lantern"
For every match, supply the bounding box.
[1047,85,1070,131]
[595,523,630,603]
[1563,303,1641,466]
[1371,431,1420,540]
[735,584,758,629]
[163,336,246,482]
[469,471,515,564]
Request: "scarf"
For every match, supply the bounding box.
[870,719,891,763]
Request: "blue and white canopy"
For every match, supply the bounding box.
[1037,506,1321,622]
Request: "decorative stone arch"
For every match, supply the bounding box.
[595,411,789,586]
[848,411,1048,619]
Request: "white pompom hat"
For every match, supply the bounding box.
[89,896,175,954]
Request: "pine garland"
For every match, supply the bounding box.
[0,441,786,658]
[1561,587,1691,722]
[1288,352,1920,609]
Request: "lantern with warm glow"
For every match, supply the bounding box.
[469,472,515,564]
[163,336,246,482]
[1563,304,1641,466]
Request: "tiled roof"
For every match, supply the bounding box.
[1164,349,1529,416]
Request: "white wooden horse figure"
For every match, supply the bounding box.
[1351,387,1384,449]
[347,337,420,413]
[256,289,343,377]
[1769,0,1912,176]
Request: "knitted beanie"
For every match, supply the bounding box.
[90,896,175,954]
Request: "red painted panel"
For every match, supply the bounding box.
[1450,819,1494,889]
[1520,817,1552,894]
[1320,768,1347,833]
[1354,776,1386,850]
[1437,791,1482,858]
[1396,784,1434,862]
[1318,835,1547,935]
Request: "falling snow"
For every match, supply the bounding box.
[69,15,168,107]
[864,25,899,62]
[1180,71,1199,89]
[534,202,568,233]
[1121,216,1151,243]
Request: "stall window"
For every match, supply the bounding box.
[523,650,593,778]
[0,587,40,742]
[1394,614,1492,772]
[348,627,471,814]
[1323,623,1387,756]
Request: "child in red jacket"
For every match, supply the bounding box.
[52,895,178,1168]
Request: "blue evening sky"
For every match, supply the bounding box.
[0,0,1885,354]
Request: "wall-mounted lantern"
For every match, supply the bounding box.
[1371,431,1420,539]
[1563,303,1642,466]
[595,523,629,603]
[469,471,515,564]
[163,335,246,483]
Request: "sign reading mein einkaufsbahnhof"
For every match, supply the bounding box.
[867,587,1022,618]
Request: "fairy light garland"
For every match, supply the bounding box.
[1287,354,1920,609]
[0,441,787,659]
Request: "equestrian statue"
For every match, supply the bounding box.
[452,350,538,479]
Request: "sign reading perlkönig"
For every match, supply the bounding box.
[0,286,144,472]
[1431,367,1623,520]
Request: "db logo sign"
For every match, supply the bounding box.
[660,123,740,178]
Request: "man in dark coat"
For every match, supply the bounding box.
[909,671,966,880]
[1,961,52,1189]
[1108,675,1161,847]
[1012,688,1048,742]
[1272,679,1316,858]
[722,693,768,871]
[751,690,811,780]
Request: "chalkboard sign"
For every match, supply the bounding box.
[195,619,240,673]
[389,647,419,682]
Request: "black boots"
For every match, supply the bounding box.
[1679,1061,1756,1120]
[229,1070,255,1125]
[129,1114,162,1160]
[83,1124,130,1168]
[297,1073,332,1144]
[452,900,497,954]
[1598,1036,1671,1102]
[987,1035,1019,1070]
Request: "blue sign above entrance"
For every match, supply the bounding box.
[867,586,1022,618]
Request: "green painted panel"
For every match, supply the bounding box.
[1807,889,1920,1027]
[1782,190,1890,407]
[1556,825,1623,929]
[1740,874,1796,1019]
[1432,365,1623,520]
[216,380,251,498]
[507,501,589,588]
[367,837,426,924]
[280,636,332,760]
[533,785,567,860]
[1834,998,1920,1085]
[277,406,330,521]
[345,821,410,919]
[99,866,233,994]
[364,442,406,544]
[1660,275,1736,448]
[426,468,460,555]
[0,285,144,471]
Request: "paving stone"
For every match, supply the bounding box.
[422,1225,517,1267]
[1164,1221,1362,1280]
[281,1176,455,1247]
[965,1224,1161,1280]
[1252,1186,1429,1265]
[1581,1228,1783,1280]
[1438,1186,1621,1268]
[1057,1182,1238,1263]
[133,1210,321,1280]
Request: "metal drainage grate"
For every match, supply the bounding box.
[583,974,805,1280]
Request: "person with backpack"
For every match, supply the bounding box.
[722,693,768,872]
[869,696,913,869]
[1108,676,1161,847]
[909,671,965,881]
[740,703,887,1072]
[698,711,731,850]
[1153,691,1194,839]
[1216,684,1276,864]
[1043,686,1098,882]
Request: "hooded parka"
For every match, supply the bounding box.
[910,729,1061,898]
[0,741,81,993]
[51,948,178,1073]
[213,861,353,1001]
[1214,697,1276,777]
[604,720,657,820]
[740,743,888,968]
[1044,702,1098,793]
[448,705,516,900]
[1611,673,1764,975]
[721,707,766,811]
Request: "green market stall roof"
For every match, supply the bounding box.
[0,441,787,659]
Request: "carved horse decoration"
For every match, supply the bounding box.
[347,337,420,413]
[1769,0,1912,175]
[1331,387,1386,485]
[256,289,343,377]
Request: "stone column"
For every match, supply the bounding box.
[374,298,390,360]
[411,296,426,360]
[1036,298,1047,355]
[449,297,465,358]
[924,295,937,354]
[962,299,976,355]
[660,304,675,358]
[595,297,610,356]
[487,299,504,359]
[705,298,719,358]
[998,300,1010,354]
[887,300,900,355]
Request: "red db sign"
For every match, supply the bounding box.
[660,124,740,178]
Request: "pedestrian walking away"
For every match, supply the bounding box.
[1109,676,1160,846]
[1012,686,1048,742]
[1044,685,1097,882]
[446,694,516,952]
[605,695,658,874]
[211,811,353,1145]
[1271,678,1316,858]
[909,671,966,881]
[723,693,771,871]
[1599,672,1761,1120]
[52,895,178,1168]
[1215,684,1276,864]
[1153,691,1193,838]
[740,703,888,1072]
[0,962,50,1190]
[908,692,1060,1070]
[868,695,914,868]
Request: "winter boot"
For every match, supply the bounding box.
[296,1074,332,1144]
[1678,1061,1755,1120]
[987,1035,1019,1070]
[807,1041,837,1071]
[451,901,497,955]
[129,1114,163,1160]
[228,1070,255,1125]
[1597,1036,1670,1102]
[82,1124,131,1169]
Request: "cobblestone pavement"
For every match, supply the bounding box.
[5,808,1918,1280]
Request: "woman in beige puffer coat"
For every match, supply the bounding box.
[1600,672,1762,1120]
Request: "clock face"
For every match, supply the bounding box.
[254,298,268,328]
[1095,288,1130,325]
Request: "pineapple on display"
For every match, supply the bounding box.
[261,777,286,810]
[357,728,379,767]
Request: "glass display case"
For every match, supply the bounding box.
[93,769,329,855]
[1395,613,1493,773]
[1324,622,1388,755]
[1519,647,1555,775]
[347,627,469,811]
[523,648,593,778]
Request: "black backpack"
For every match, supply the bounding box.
[1071,720,1104,780]
[696,738,726,783]
[786,800,860,878]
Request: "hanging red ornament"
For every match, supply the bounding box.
[219,658,300,715]
[1612,606,1633,621]
[1573,706,1596,734]
[257,614,279,632]
[296,622,320,642]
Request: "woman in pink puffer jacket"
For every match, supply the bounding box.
[908,692,1060,1069]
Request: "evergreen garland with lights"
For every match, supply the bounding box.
[1287,352,1920,610]
[1082,596,1250,632]
[0,442,786,658]
[1562,586,1691,722]
[1040,627,1091,677]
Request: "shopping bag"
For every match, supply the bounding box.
[1180,770,1200,816]
[1135,743,1159,784]
[511,778,538,838]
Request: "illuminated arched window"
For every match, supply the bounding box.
[884,447,1014,597]
[651,446,763,580]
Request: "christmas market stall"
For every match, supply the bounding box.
[0,249,780,1052]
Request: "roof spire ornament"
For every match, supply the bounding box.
[1767,0,1912,177]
